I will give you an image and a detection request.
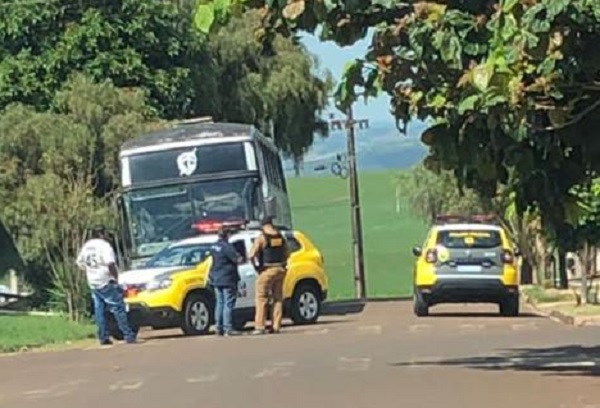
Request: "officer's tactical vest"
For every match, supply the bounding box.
[262,232,286,265]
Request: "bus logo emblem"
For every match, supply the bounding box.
[177,148,197,176]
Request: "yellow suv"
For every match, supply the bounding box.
[112,228,327,337]
[411,215,519,317]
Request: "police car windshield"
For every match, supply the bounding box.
[437,230,502,249]
[145,244,212,268]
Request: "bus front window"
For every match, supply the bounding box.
[123,177,261,260]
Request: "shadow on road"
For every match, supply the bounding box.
[427,311,541,319]
[322,300,366,316]
[391,345,600,377]
[139,318,354,341]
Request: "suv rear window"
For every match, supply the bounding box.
[436,230,502,249]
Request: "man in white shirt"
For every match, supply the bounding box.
[76,226,136,345]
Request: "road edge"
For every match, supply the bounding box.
[524,298,600,327]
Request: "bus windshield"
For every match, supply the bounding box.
[123,177,260,259]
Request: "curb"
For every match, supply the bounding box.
[525,299,600,327]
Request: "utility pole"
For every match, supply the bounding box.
[328,105,368,300]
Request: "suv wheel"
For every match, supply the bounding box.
[182,293,213,335]
[232,315,248,331]
[290,283,321,325]
[499,294,520,317]
[413,290,429,317]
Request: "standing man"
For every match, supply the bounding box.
[76,226,136,345]
[208,227,244,336]
[249,216,288,335]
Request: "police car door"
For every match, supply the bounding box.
[231,239,255,309]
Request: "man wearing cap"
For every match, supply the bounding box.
[208,227,245,336]
[76,226,136,345]
[249,216,289,335]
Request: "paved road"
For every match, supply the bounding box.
[1,302,599,408]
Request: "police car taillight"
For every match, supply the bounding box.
[502,250,514,264]
[425,249,437,263]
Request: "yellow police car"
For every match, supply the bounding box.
[411,215,520,317]
[112,222,327,337]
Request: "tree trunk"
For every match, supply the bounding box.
[580,242,594,305]
[557,248,569,289]
[293,158,302,177]
[520,258,533,285]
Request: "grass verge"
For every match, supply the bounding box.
[0,314,95,353]
[521,285,576,304]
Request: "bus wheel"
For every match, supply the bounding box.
[290,283,321,325]
[182,293,212,336]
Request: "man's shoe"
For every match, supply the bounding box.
[224,330,241,337]
[125,338,141,344]
[100,339,113,346]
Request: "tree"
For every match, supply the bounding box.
[196,0,600,236]
[0,1,331,165]
[395,164,488,223]
[0,75,155,309]
[205,11,332,164]
[568,178,600,303]
[0,0,206,119]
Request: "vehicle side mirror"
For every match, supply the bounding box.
[264,196,277,218]
[412,246,422,257]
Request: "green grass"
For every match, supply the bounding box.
[0,314,95,353]
[521,285,576,304]
[288,171,427,300]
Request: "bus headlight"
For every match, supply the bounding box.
[146,278,173,292]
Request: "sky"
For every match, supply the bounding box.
[298,30,395,126]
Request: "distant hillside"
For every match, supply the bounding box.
[283,120,429,177]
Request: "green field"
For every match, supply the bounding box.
[288,171,427,300]
[0,315,95,353]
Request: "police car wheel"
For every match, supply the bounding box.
[499,294,519,317]
[232,315,247,331]
[413,291,429,317]
[290,283,321,325]
[182,293,212,336]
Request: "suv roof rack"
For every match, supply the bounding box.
[433,214,501,225]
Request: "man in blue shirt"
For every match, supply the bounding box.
[208,227,244,336]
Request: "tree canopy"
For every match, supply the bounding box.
[0,0,331,164]
[196,0,600,237]
[0,1,331,311]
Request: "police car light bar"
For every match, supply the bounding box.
[192,219,248,234]
[434,214,500,225]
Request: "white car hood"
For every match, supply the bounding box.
[119,266,185,286]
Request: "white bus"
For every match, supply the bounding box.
[116,119,293,268]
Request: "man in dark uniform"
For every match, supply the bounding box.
[208,227,244,336]
[249,216,289,335]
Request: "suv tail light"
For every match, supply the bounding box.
[502,250,514,264]
[425,249,438,263]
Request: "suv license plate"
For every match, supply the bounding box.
[457,265,483,273]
